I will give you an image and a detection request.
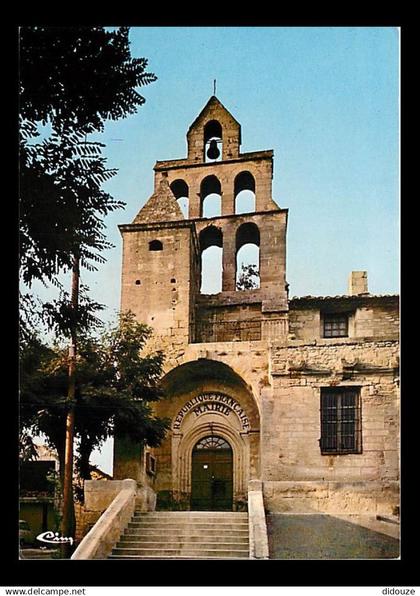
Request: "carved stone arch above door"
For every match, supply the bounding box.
[173,418,249,509]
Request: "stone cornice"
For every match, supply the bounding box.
[154,150,274,172]
[272,356,399,378]
[119,208,288,233]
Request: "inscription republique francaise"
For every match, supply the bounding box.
[173,392,250,431]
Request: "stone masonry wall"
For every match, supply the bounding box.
[289,298,399,342]
[116,95,399,517]
[186,96,241,162]
[154,155,278,216]
[262,339,399,514]
[354,303,399,339]
[120,224,193,344]
[194,210,288,306]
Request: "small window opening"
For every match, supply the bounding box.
[149,240,163,251]
[135,280,141,285]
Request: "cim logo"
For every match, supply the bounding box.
[36,531,74,546]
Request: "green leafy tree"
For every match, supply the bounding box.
[236,263,260,290]
[19,27,158,548]
[20,311,170,483]
[19,27,155,134]
[19,25,157,289]
[19,126,121,288]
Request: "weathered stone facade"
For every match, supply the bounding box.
[114,96,399,516]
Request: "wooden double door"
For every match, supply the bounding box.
[190,436,233,511]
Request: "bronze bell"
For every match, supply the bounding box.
[207,139,220,160]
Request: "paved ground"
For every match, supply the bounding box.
[266,514,400,559]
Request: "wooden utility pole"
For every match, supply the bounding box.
[61,253,80,557]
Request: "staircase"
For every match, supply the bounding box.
[108,511,249,559]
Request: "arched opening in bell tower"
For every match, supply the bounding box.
[204,120,223,163]
[234,171,256,214]
[170,179,189,218]
[199,225,223,294]
[200,175,222,218]
[235,222,261,290]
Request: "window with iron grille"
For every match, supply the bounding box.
[320,387,362,454]
[323,313,349,338]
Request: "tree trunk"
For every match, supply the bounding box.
[61,254,79,557]
[78,434,93,481]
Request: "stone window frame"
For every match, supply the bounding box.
[320,310,355,339]
[319,386,362,455]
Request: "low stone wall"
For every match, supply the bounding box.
[263,480,399,516]
[77,479,158,541]
[71,479,137,560]
[84,479,130,511]
[76,479,132,541]
[136,484,157,512]
[248,480,269,559]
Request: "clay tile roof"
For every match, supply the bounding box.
[290,294,399,302]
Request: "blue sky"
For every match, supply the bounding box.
[86,26,398,304]
[29,27,400,473]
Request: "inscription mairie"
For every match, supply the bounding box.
[173,392,250,431]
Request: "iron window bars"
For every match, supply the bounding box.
[320,387,362,454]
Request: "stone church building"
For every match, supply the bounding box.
[112,96,399,517]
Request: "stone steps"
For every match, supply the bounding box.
[127,522,248,530]
[117,540,248,548]
[109,510,250,560]
[123,529,249,539]
[131,511,248,518]
[121,535,249,543]
[108,554,247,560]
[111,547,249,557]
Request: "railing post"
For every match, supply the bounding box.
[248,479,269,559]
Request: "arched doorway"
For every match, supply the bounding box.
[152,359,261,510]
[191,435,233,511]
